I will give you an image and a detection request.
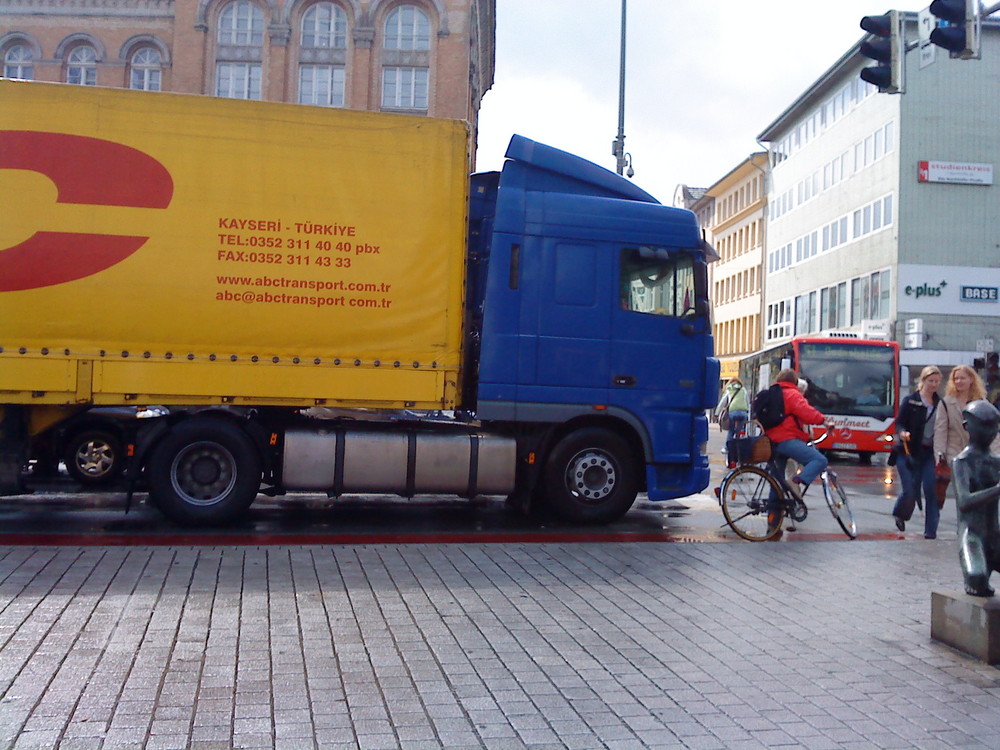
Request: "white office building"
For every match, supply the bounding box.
[757,15,1000,382]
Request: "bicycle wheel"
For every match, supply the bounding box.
[720,466,785,541]
[823,470,857,539]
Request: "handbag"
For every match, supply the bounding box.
[716,391,731,430]
[935,458,951,509]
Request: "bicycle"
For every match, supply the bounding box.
[717,428,857,541]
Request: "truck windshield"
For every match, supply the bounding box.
[797,342,897,419]
[620,248,698,318]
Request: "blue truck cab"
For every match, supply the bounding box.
[466,136,720,521]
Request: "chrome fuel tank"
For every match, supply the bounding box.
[281,427,516,497]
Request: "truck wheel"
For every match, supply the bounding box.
[64,430,123,486]
[543,428,639,524]
[147,419,261,526]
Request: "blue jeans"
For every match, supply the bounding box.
[726,410,748,442]
[773,438,829,488]
[893,452,939,537]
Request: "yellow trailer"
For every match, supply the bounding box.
[0,80,468,411]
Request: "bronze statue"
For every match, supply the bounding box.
[953,400,1000,597]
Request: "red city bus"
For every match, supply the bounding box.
[739,334,900,462]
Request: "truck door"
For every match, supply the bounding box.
[611,247,709,458]
[524,239,611,404]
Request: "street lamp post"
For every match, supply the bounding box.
[612,0,633,178]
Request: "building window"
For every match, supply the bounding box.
[129,47,162,91]
[381,66,428,109]
[3,44,33,80]
[216,62,261,99]
[299,65,345,106]
[794,291,817,335]
[852,194,893,241]
[820,282,848,330]
[218,0,264,46]
[766,300,792,341]
[384,4,430,50]
[851,270,891,324]
[66,46,97,86]
[302,2,347,48]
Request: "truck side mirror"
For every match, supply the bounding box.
[693,257,708,291]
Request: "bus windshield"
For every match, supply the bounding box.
[797,342,896,419]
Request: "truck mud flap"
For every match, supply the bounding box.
[0,406,28,496]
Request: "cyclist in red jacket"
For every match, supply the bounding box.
[765,368,834,498]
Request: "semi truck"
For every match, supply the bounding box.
[0,80,719,526]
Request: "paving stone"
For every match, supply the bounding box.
[1,541,999,749]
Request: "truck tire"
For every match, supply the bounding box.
[147,419,261,526]
[64,429,123,486]
[542,428,639,524]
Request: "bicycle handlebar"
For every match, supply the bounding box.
[809,430,831,446]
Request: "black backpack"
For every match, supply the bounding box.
[752,383,786,430]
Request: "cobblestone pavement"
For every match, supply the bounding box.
[1,539,998,750]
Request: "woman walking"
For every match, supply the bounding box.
[892,365,942,538]
[716,377,749,443]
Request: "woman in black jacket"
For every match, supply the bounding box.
[892,365,943,538]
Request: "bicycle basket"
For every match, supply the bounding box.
[727,435,772,464]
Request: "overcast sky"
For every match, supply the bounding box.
[475,1,901,203]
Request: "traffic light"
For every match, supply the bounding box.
[859,10,905,94]
[929,0,981,59]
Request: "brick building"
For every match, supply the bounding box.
[0,0,493,139]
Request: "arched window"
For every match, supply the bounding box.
[216,0,264,99]
[380,4,431,111]
[302,2,347,48]
[3,44,33,80]
[384,4,430,50]
[298,1,347,107]
[218,0,264,46]
[129,47,162,91]
[66,46,97,86]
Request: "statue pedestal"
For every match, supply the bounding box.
[931,589,1000,663]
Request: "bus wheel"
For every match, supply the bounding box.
[147,419,261,526]
[859,451,873,465]
[543,428,639,524]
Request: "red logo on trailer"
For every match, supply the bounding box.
[0,131,173,291]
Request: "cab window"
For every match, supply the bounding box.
[620,247,697,318]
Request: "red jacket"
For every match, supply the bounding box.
[764,381,826,443]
